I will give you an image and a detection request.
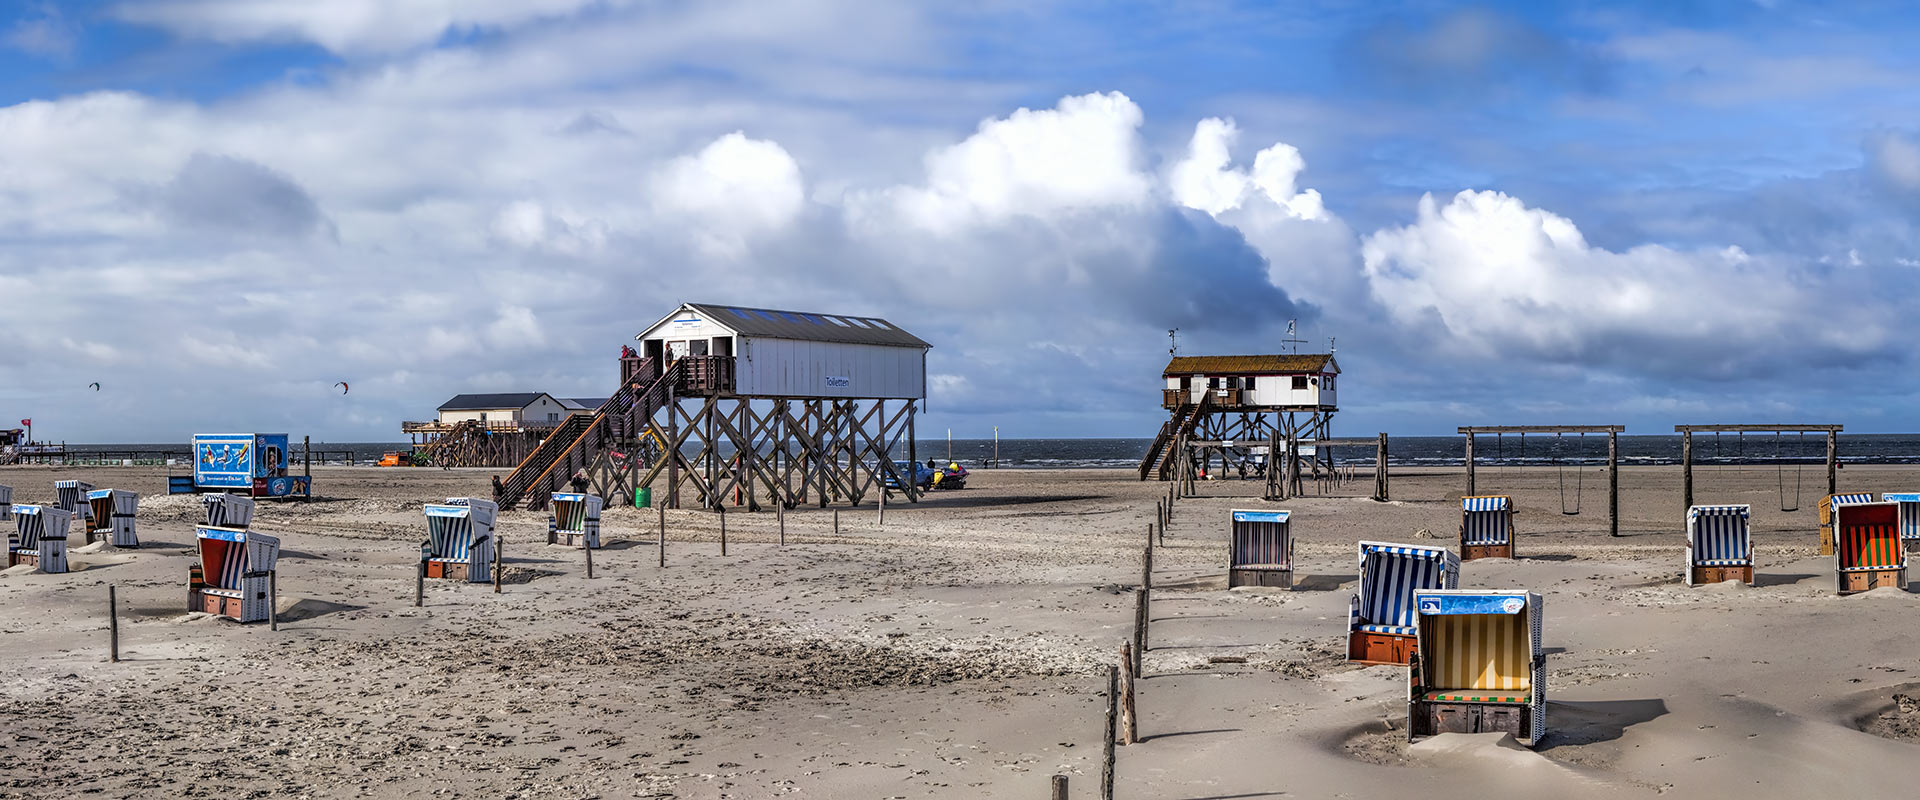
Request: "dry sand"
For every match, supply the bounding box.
[1,462,1918,799]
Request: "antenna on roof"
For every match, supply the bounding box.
[1283,319,1306,354]
[1328,337,1336,353]
[1168,328,1179,356]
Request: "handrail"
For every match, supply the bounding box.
[496,357,684,509]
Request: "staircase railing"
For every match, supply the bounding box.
[496,357,685,510]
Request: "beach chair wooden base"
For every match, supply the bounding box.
[424,560,472,581]
[1462,543,1513,561]
[1348,631,1415,666]
[1412,699,1532,741]
[548,531,597,549]
[1228,567,1291,589]
[1838,568,1906,595]
[1689,565,1753,586]
[9,551,39,569]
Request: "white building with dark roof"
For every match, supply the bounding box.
[632,302,930,400]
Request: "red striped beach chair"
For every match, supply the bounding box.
[421,498,497,582]
[1409,590,1545,747]
[1685,504,1752,586]
[189,526,281,623]
[1460,496,1515,560]
[1228,509,1292,588]
[9,505,71,574]
[1835,501,1906,594]
[1819,493,1874,556]
[1348,541,1459,665]
[548,493,603,548]
[86,488,139,548]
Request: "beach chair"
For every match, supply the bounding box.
[188,526,281,623]
[86,488,140,548]
[54,479,95,525]
[1881,493,1920,557]
[1408,589,1545,747]
[1459,496,1515,560]
[548,492,603,548]
[0,483,11,522]
[1685,505,1752,586]
[1227,509,1293,588]
[1348,541,1460,665]
[201,493,256,529]
[1834,501,1906,595]
[1819,493,1874,556]
[9,505,72,573]
[421,498,497,582]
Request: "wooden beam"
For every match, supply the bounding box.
[1458,425,1627,434]
[1671,424,1842,433]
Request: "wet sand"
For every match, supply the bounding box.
[1,463,1918,798]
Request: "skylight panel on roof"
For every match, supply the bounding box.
[753,310,776,321]
[802,314,825,324]
[845,318,870,328]
[780,312,802,322]
[826,316,850,326]
[729,308,750,318]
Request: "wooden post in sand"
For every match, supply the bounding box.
[493,538,503,593]
[834,509,840,536]
[1050,774,1068,800]
[1608,430,1619,537]
[1681,431,1693,511]
[1464,431,1476,497]
[878,487,885,527]
[108,585,119,663]
[269,572,278,631]
[778,500,786,546]
[584,536,595,578]
[719,506,727,556]
[1132,589,1147,674]
[1102,666,1117,800]
[415,560,424,607]
[1118,643,1138,745]
[1375,433,1390,502]
[1827,429,1839,497]
[658,504,667,567]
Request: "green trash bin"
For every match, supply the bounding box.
[635,487,652,509]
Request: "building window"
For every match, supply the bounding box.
[480,412,488,422]
[1292,376,1308,390]
[1325,374,1335,391]
[1244,377,1255,390]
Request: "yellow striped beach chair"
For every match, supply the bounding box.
[1408,589,1545,747]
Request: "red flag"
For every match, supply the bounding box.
[18,419,27,427]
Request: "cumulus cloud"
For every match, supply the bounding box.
[1360,190,1889,377]
[652,132,806,257]
[490,200,606,256]
[864,92,1152,234]
[4,3,76,59]
[1169,117,1326,220]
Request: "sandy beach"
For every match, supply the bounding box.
[2,463,1918,799]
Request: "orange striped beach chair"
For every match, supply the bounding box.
[1835,501,1906,594]
[1408,589,1545,747]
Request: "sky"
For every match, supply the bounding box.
[4,1,1920,442]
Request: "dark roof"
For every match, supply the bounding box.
[438,392,552,411]
[647,303,930,349]
[560,397,607,411]
[1164,354,1336,375]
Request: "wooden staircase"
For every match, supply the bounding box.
[495,357,684,510]
[1138,393,1211,481]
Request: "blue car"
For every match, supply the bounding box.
[885,460,936,490]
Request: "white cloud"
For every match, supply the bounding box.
[865,91,1152,234]
[652,132,806,257]
[1360,189,1887,374]
[4,3,76,59]
[1169,117,1326,221]
[489,200,607,256]
[112,0,624,55]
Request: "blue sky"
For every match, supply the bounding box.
[4,1,1920,442]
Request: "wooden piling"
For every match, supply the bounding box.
[834,508,840,536]
[1119,643,1138,745]
[1827,428,1839,497]
[585,536,595,578]
[1375,432,1390,501]
[778,500,786,546]
[719,506,727,556]
[493,538,503,593]
[1681,431,1693,512]
[415,561,424,607]
[1464,431,1476,497]
[658,504,667,567]
[1102,666,1117,800]
[1132,589,1147,674]
[1050,774,1069,800]
[108,585,119,663]
[878,486,885,527]
[269,572,278,631]
[1608,430,1619,537]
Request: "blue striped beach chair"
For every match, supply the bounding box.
[1459,496,1515,560]
[1819,492,1874,555]
[54,480,95,525]
[189,526,281,623]
[1881,493,1920,558]
[1685,505,1752,586]
[1409,589,1546,747]
[1348,541,1459,665]
[1227,509,1292,589]
[421,498,497,583]
[549,493,603,548]
[1835,501,1906,595]
[86,488,140,548]
[201,493,256,529]
[10,505,72,573]
[0,483,11,522]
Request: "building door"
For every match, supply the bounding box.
[714,336,734,357]
[668,340,689,360]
